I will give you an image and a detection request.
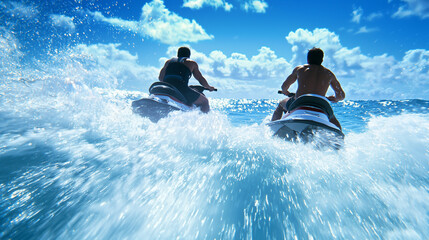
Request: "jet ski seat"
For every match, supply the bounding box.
[289,94,334,119]
[149,81,188,104]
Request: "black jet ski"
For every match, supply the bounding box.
[132,81,215,122]
[267,93,344,149]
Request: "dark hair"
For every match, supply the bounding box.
[307,47,324,65]
[177,47,191,58]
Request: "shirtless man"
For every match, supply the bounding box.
[271,47,345,129]
[159,47,216,113]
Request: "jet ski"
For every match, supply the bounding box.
[267,93,344,149]
[132,81,215,122]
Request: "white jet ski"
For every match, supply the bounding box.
[132,81,215,122]
[267,93,344,149]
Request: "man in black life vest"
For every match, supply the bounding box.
[159,47,216,113]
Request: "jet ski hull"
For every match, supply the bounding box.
[268,94,344,149]
[132,96,189,122]
[268,118,344,139]
[131,81,197,122]
[268,118,344,149]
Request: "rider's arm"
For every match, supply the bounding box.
[281,67,298,94]
[158,60,169,81]
[192,63,215,91]
[327,73,345,102]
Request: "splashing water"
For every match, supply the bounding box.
[1,27,429,240]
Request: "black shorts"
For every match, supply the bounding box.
[178,86,201,104]
[163,75,201,105]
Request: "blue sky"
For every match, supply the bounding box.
[1,0,429,99]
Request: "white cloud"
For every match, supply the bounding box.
[183,0,268,13]
[398,49,429,87]
[349,7,382,34]
[349,7,379,35]
[50,14,76,32]
[392,0,429,19]
[356,26,378,34]
[286,28,342,66]
[201,46,289,80]
[91,0,213,45]
[183,0,233,11]
[351,7,363,23]
[243,0,268,13]
[366,12,383,21]
[91,11,137,31]
[162,45,289,81]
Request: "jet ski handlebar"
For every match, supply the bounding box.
[190,85,217,93]
[277,90,295,98]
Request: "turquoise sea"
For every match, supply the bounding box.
[1,70,429,239]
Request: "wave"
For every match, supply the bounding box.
[1,80,428,239]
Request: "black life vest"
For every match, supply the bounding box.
[164,57,192,85]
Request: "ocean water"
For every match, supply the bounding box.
[1,24,429,240]
[1,63,429,240]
